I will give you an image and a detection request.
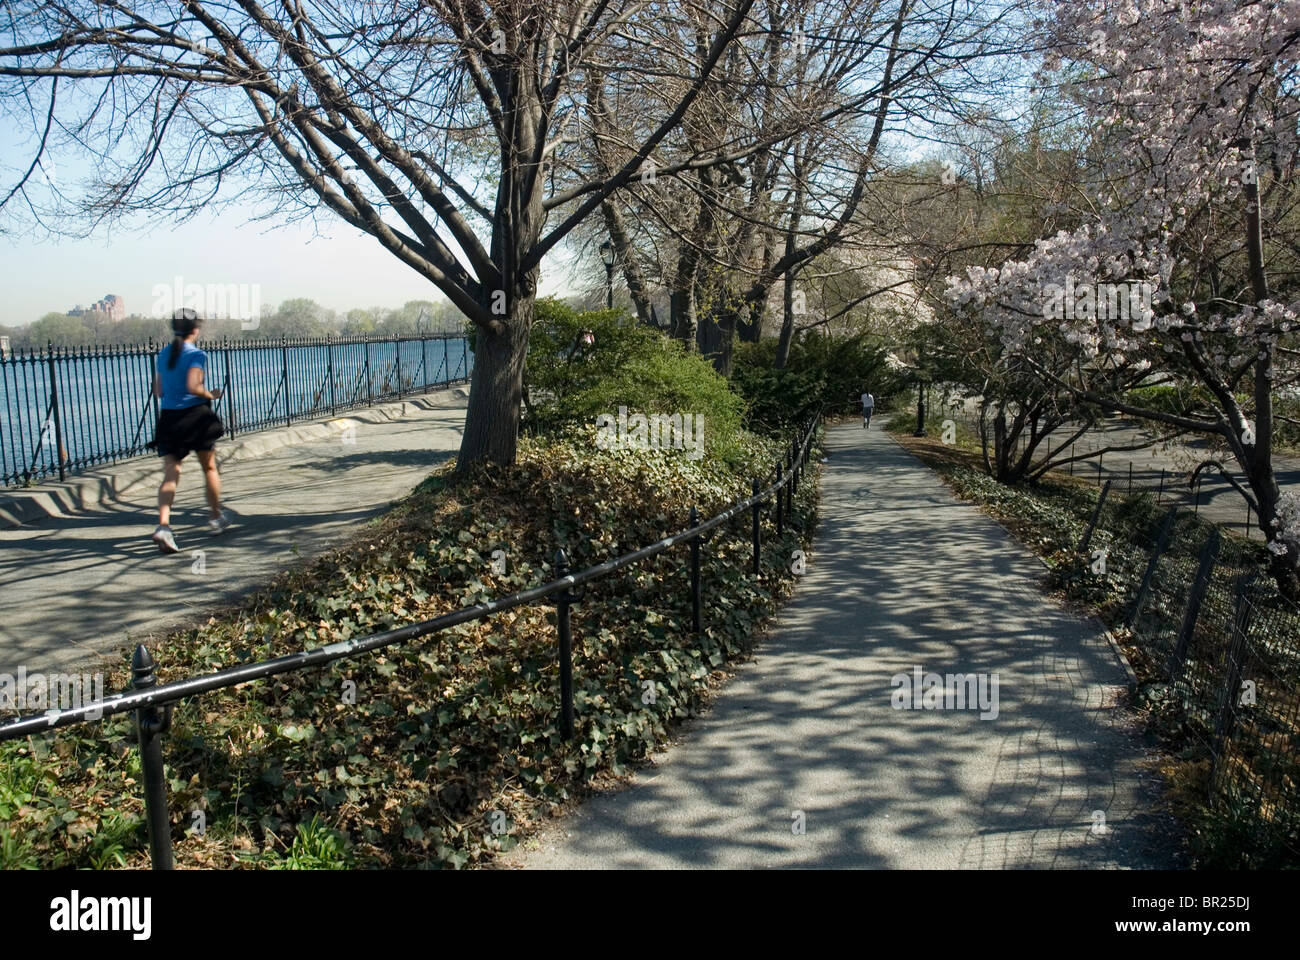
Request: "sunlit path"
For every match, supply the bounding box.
[510,420,1182,869]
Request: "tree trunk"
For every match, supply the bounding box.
[457,293,534,469]
[711,305,738,375]
[600,202,653,325]
[671,285,697,344]
[1239,134,1300,595]
[775,270,797,369]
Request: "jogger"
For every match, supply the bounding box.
[151,308,229,553]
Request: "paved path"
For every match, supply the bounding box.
[940,405,1300,540]
[511,420,1180,869]
[0,392,465,677]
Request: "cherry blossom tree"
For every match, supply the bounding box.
[946,0,1300,590]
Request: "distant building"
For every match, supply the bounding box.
[68,294,125,325]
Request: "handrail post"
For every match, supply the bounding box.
[689,505,702,633]
[45,340,66,482]
[132,644,174,870]
[751,478,761,576]
[555,549,577,741]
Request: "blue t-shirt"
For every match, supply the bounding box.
[157,342,208,410]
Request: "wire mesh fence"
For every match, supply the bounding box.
[1065,479,1300,865]
[899,389,1300,863]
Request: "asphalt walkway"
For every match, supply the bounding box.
[511,419,1180,868]
[0,391,466,677]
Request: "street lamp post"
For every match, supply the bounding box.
[599,240,615,309]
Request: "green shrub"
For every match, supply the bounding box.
[730,332,905,433]
[524,299,747,466]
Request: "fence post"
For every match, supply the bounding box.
[148,337,159,429]
[554,549,577,741]
[364,338,373,407]
[1069,443,1075,476]
[1209,573,1255,790]
[327,336,337,417]
[689,505,702,633]
[1128,506,1179,627]
[1128,461,1133,496]
[1158,468,1165,503]
[1168,530,1220,678]
[751,478,761,576]
[45,340,66,482]
[132,644,174,870]
[1079,479,1112,553]
[222,335,235,437]
[775,459,784,535]
[280,336,291,427]
[394,335,402,399]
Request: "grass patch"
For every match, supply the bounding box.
[0,425,821,869]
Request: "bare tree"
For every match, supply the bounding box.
[0,0,759,467]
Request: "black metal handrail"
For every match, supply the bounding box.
[0,407,822,868]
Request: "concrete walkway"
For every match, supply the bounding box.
[0,390,466,677]
[511,420,1180,869]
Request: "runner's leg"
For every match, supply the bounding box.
[197,448,222,518]
[158,456,181,526]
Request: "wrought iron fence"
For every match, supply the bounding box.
[0,410,824,869]
[0,334,472,487]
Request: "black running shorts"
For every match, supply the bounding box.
[155,402,224,461]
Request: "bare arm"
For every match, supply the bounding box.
[186,365,222,401]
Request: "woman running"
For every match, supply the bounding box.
[150,308,229,553]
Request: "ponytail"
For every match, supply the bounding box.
[167,308,201,369]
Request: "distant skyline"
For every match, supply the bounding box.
[2,208,582,327]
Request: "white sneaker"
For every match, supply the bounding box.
[151,525,179,554]
[207,512,231,535]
